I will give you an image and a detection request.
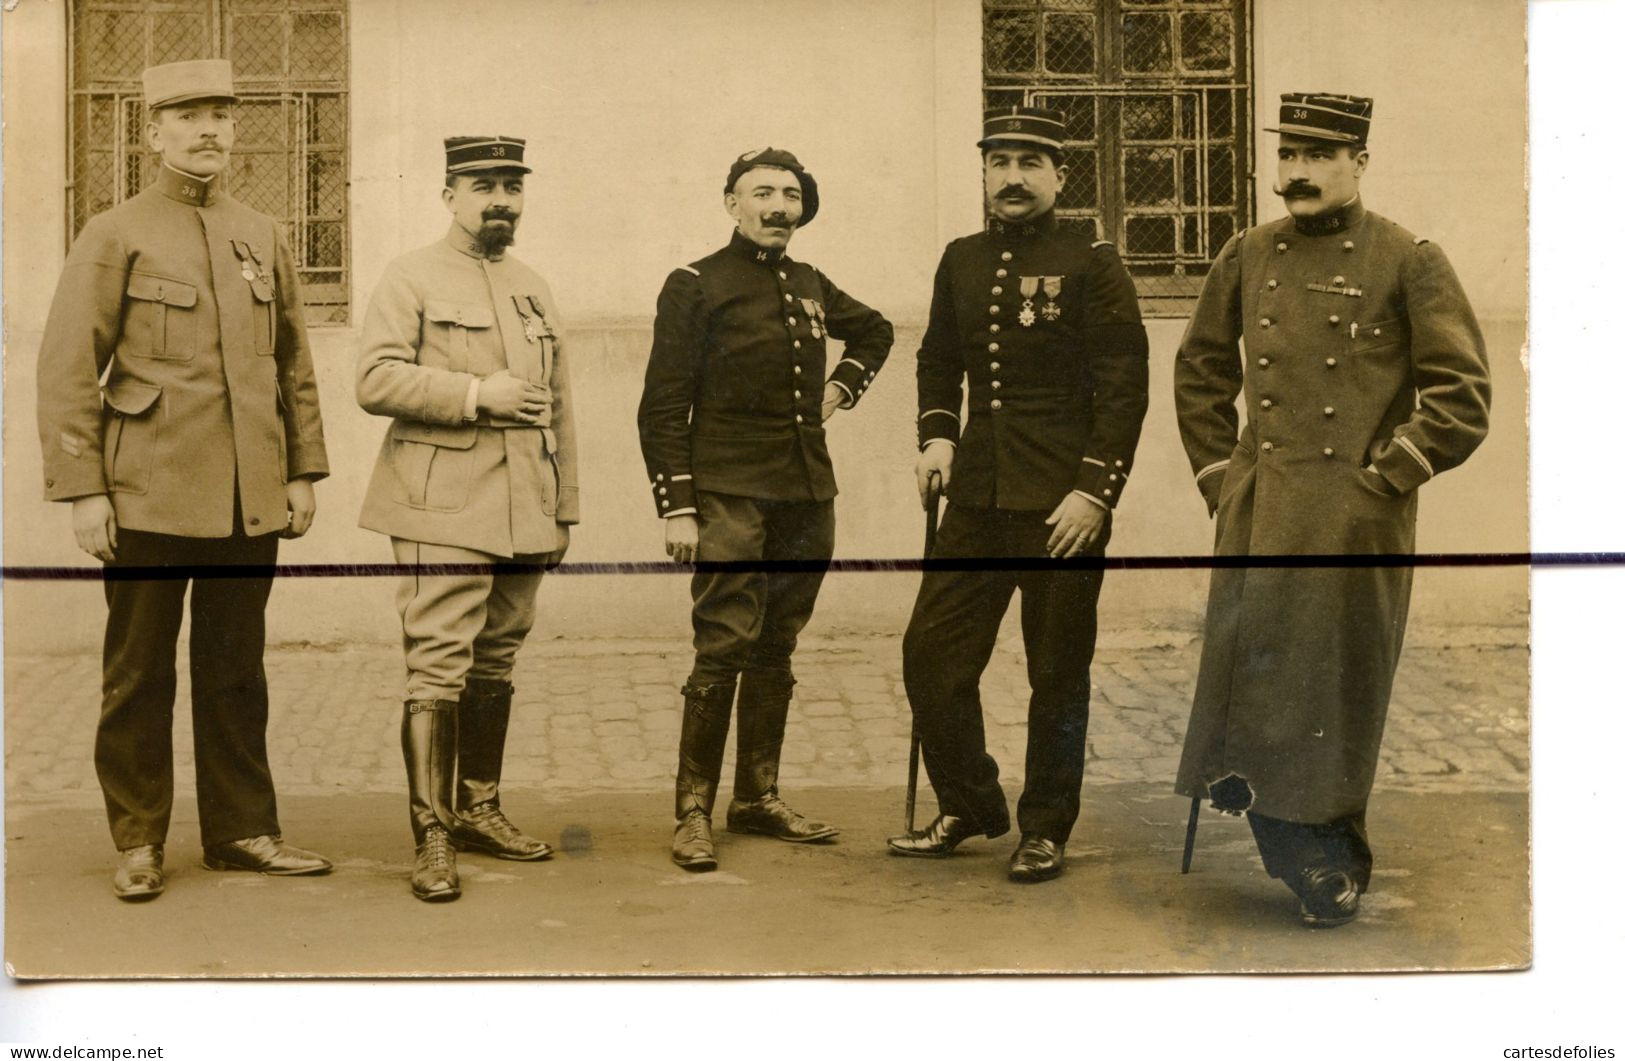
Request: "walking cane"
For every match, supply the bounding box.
[904,471,943,834]
[1181,795,1200,873]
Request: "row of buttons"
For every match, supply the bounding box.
[1258,356,1339,368]
[1277,240,1357,252]
[1259,399,1337,416]
[1258,441,1340,458]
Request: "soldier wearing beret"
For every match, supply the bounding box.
[638,147,893,871]
[35,60,332,900]
[1174,94,1492,926]
[888,107,1150,883]
[356,136,577,901]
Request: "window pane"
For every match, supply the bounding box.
[306,151,346,216]
[1042,12,1096,75]
[985,10,1039,75]
[1122,12,1173,74]
[80,9,145,81]
[232,151,290,215]
[1205,88,1234,137]
[1180,12,1234,72]
[984,87,1028,112]
[235,99,287,148]
[291,11,345,80]
[230,13,286,78]
[1125,215,1177,256]
[1124,147,1176,206]
[1035,94,1096,141]
[308,93,346,146]
[152,12,209,66]
[1208,211,1236,251]
[1207,145,1236,206]
[306,221,344,269]
[1122,95,1174,140]
[1181,148,1198,207]
[1057,147,1098,209]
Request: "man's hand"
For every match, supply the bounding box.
[1043,493,1108,558]
[542,524,570,569]
[72,494,119,562]
[664,514,699,564]
[478,370,552,425]
[915,440,955,508]
[820,382,846,423]
[283,477,317,538]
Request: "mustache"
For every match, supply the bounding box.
[1276,182,1321,199]
[481,209,517,224]
[996,186,1035,200]
[761,213,795,228]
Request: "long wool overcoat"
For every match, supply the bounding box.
[1173,201,1492,823]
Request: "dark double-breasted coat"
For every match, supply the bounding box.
[1173,200,1492,823]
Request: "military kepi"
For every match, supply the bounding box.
[977,105,1067,153]
[1266,93,1374,145]
[445,136,532,175]
[725,147,819,227]
[142,59,237,108]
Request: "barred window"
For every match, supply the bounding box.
[985,0,1252,315]
[69,0,351,324]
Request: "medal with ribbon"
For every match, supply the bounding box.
[1018,276,1040,327]
[1041,275,1063,321]
[800,297,825,339]
[230,239,274,300]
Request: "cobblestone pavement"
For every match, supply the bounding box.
[4,629,1528,802]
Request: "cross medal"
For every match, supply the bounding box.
[1041,276,1062,321]
[1018,276,1040,327]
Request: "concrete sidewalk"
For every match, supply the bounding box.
[4,629,1530,977]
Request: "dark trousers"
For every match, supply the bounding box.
[1248,810,1374,893]
[688,491,835,686]
[99,519,280,850]
[902,504,1108,844]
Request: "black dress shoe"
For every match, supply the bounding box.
[726,793,839,843]
[113,844,165,901]
[203,834,333,876]
[672,809,717,872]
[1298,866,1361,927]
[887,813,985,858]
[1008,835,1065,883]
[451,801,555,861]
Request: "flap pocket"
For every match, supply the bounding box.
[424,301,495,329]
[391,419,478,450]
[102,380,162,417]
[1353,317,1407,352]
[126,273,198,308]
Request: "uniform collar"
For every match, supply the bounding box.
[156,163,217,207]
[445,222,507,261]
[987,209,1058,240]
[1292,197,1366,237]
[729,228,788,265]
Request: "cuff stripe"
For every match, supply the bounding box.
[1395,436,1435,479]
[1195,459,1231,484]
[919,408,960,423]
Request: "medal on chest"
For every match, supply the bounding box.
[1018,276,1039,327]
[800,297,825,339]
[1041,275,1063,321]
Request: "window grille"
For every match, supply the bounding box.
[68,0,351,325]
[984,0,1252,316]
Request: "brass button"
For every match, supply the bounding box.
[991,380,1002,390]
[989,305,1001,315]
[989,362,1000,371]
[1258,357,1270,367]
[1261,441,1274,452]
[1000,251,1013,262]
[779,271,788,280]
[1260,398,1273,409]
[1103,488,1113,497]
[1325,357,1338,367]
[1276,241,1288,253]
[1109,473,1119,482]
[988,342,1000,353]
[1329,315,1340,325]
[656,474,665,481]
[991,399,1003,410]
[995,268,1009,279]
[1342,240,1355,251]
[1114,460,1124,468]
[658,487,667,495]
[1333,275,1345,285]
[1267,279,1278,289]
[1323,448,1335,457]
[1260,318,1272,328]
[794,390,802,399]
[794,365,802,374]
[661,499,670,509]
[784,293,793,303]
[1324,406,1335,416]
[793,340,802,349]
[1373,327,1383,336]
[788,316,798,326]
[989,324,1001,334]
[795,414,804,423]
[991,286,1003,296]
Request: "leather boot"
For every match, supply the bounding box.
[725,667,838,843]
[402,699,461,902]
[671,680,734,872]
[450,678,553,861]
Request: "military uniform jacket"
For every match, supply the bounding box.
[36,165,328,537]
[356,226,578,558]
[637,230,893,516]
[1172,201,1492,823]
[917,211,1149,512]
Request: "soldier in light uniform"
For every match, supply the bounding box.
[356,136,577,902]
[1174,94,1492,926]
[36,60,332,900]
[888,107,1150,883]
[638,148,893,871]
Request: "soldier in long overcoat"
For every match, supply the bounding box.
[36,60,332,900]
[1174,94,1492,926]
[356,136,578,901]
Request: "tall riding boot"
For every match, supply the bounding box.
[402,699,460,902]
[671,680,735,872]
[726,667,839,842]
[450,677,553,861]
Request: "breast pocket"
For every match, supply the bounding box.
[101,380,163,495]
[124,273,198,362]
[422,301,495,372]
